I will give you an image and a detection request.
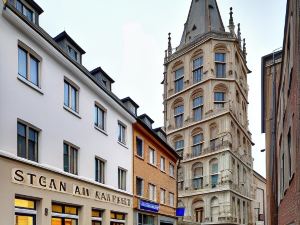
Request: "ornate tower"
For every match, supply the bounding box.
[162,0,254,224]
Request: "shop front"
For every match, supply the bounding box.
[0,155,133,225]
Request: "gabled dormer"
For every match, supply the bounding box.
[90,67,115,91]
[121,97,139,116]
[153,127,167,142]
[53,31,86,64]
[138,114,154,129]
[8,0,44,25]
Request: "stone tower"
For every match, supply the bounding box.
[162,0,254,224]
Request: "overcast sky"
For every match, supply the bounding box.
[35,0,286,177]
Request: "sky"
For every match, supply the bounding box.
[35,0,287,177]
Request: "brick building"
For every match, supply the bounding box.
[261,1,300,225]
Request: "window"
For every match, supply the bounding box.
[175,139,184,152]
[17,121,38,162]
[16,0,34,22]
[149,184,156,201]
[214,92,225,108]
[169,163,175,177]
[118,168,126,190]
[110,212,126,223]
[149,148,156,165]
[52,203,78,225]
[192,163,203,190]
[160,189,166,204]
[160,157,165,171]
[118,122,126,144]
[95,158,105,184]
[94,104,105,130]
[68,45,78,61]
[174,67,184,93]
[136,177,144,196]
[210,160,219,188]
[211,197,220,222]
[64,80,79,112]
[92,209,103,225]
[192,134,203,157]
[193,96,203,121]
[193,57,203,83]
[215,53,226,78]
[18,46,39,86]
[15,197,36,225]
[63,143,78,175]
[136,137,144,157]
[169,192,175,207]
[174,105,184,128]
[138,213,154,225]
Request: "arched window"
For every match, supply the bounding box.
[192,95,204,122]
[211,197,220,222]
[192,131,204,157]
[173,135,184,153]
[210,123,218,151]
[192,162,203,190]
[193,56,203,83]
[192,199,204,223]
[214,84,227,109]
[210,159,219,188]
[174,67,184,93]
[215,52,226,78]
[173,99,184,129]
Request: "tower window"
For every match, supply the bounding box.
[215,53,226,78]
[174,67,184,93]
[193,57,203,83]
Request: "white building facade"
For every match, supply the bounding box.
[0,0,135,225]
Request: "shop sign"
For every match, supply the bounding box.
[176,208,185,217]
[139,199,159,213]
[11,168,132,207]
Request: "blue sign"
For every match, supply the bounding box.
[176,208,185,217]
[139,199,160,213]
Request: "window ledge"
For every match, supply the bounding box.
[94,125,108,136]
[169,175,176,180]
[63,106,81,119]
[147,162,158,169]
[160,170,166,174]
[118,141,128,149]
[17,76,43,95]
[135,154,144,160]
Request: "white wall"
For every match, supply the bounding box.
[0,5,134,194]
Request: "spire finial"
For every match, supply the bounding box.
[237,23,242,47]
[243,38,247,61]
[168,32,172,56]
[228,7,235,34]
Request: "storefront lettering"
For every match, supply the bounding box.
[12,168,132,207]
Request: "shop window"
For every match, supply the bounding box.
[15,197,36,225]
[138,213,154,225]
[92,209,103,225]
[110,212,126,225]
[51,203,78,225]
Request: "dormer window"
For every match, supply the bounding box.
[68,45,78,61]
[16,0,34,22]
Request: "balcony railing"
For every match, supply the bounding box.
[183,140,232,160]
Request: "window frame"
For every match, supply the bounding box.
[118,167,127,191]
[63,141,79,175]
[174,67,184,93]
[136,136,144,158]
[160,188,166,204]
[18,41,42,88]
[95,157,106,184]
[160,156,166,172]
[94,102,106,131]
[64,78,80,113]
[15,197,37,225]
[15,0,35,22]
[118,121,127,145]
[148,183,156,202]
[17,119,40,162]
[169,192,175,207]
[169,163,175,177]
[214,91,226,109]
[215,53,226,78]
[192,57,204,83]
[174,104,184,128]
[192,133,204,157]
[192,96,204,121]
[148,147,156,166]
[136,176,144,197]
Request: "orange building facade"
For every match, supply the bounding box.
[132,115,181,225]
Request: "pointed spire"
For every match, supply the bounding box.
[180,0,225,46]
[168,32,172,56]
[237,23,242,47]
[164,50,168,63]
[243,38,247,61]
[228,7,235,34]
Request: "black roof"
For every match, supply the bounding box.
[121,97,139,108]
[53,31,86,54]
[90,67,115,83]
[138,114,154,124]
